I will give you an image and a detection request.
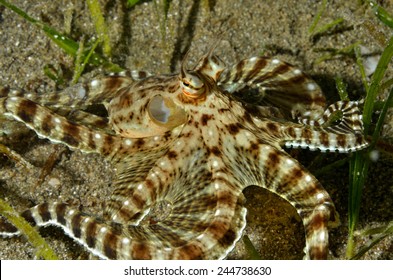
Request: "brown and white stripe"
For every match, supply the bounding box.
[1,76,133,109]
[253,144,339,259]
[281,102,368,153]
[218,57,326,120]
[0,96,181,159]
[0,188,247,259]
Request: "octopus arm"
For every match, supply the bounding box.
[218,57,326,120]
[0,150,248,259]
[234,144,339,259]
[0,95,182,160]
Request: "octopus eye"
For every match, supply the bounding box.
[148,95,171,123]
[148,95,187,128]
[180,74,205,97]
[180,50,206,98]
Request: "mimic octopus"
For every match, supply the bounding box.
[0,44,368,259]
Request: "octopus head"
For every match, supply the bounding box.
[109,46,226,138]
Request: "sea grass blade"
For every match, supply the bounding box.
[0,198,58,260]
[368,0,393,29]
[335,76,349,101]
[127,0,142,8]
[243,235,262,260]
[72,38,101,84]
[351,221,393,259]
[0,0,122,72]
[87,0,112,58]
[312,18,344,38]
[363,36,393,134]
[354,44,369,92]
[308,0,327,34]
[347,36,393,258]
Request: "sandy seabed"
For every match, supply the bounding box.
[0,0,392,259]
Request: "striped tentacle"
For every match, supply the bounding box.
[61,109,113,134]
[0,149,247,259]
[1,85,20,98]
[115,69,153,81]
[249,144,339,259]
[0,96,180,159]
[1,119,245,260]
[281,100,368,152]
[1,75,133,109]
[218,57,326,120]
[298,100,364,132]
[282,124,367,152]
[101,141,248,259]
